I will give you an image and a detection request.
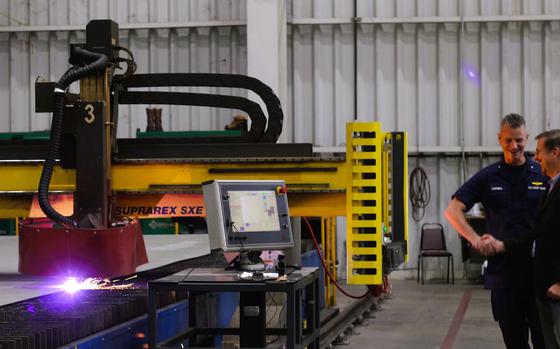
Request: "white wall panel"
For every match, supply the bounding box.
[2,0,560,278]
[462,25,480,147]
[0,0,9,132]
[545,23,560,130]
[333,24,354,146]
[313,25,335,147]
[480,25,502,145]
[417,25,439,147]
[10,32,29,132]
[376,27,397,130]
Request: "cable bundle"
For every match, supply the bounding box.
[38,47,109,227]
[409,166,431,222]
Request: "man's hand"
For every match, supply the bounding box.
[547,283,560,300]
[476,236,496,256]
[474,234,505,256]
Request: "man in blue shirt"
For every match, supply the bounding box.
[480,129,560,348]
[445,114,547,349]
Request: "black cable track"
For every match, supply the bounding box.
[119,91,266,143]
[114,73,284,143]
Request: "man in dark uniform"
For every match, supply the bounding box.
[444,114,547,349]
[481,129,560,348]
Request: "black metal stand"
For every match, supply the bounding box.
[148,267,320,349]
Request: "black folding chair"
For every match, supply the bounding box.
[417,223,454,284]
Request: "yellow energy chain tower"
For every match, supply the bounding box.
[346,122,384,285]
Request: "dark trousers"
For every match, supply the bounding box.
[536,297,560,349]
[491,288,545,349]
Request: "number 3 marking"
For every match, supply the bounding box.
[84,104,95,124]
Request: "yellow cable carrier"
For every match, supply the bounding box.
[346,122,383,285]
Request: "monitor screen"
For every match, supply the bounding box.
[202,180,293,252]
[229,191,280,232]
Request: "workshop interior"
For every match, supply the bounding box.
[1,1,558,349]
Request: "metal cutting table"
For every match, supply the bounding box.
[0,234,210,307]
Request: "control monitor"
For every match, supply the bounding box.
[202,180,293,270]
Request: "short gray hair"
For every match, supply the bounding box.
[535,129,560,152]
[500,113,526,129]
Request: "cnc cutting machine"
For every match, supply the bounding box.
[0,19,408,286]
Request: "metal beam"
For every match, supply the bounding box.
[286,217,302,267]
[291,15,560,25]
[2,14,558,34]
[0,160,349,193]
[0,20,245,33]
[314,145,509,155]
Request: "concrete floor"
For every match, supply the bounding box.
[339,280,504,349]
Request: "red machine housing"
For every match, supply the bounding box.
[19,219,148,278]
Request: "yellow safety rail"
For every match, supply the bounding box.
[346,122,383,285]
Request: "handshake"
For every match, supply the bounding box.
[473,234,506,256]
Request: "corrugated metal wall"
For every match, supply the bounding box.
[2,0,560,278]
[0,0,248,136]
[289,0,560,147]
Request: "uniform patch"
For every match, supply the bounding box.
[529,181,546,191]
[528,185,547,191]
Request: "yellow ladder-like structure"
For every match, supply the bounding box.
[346,122,383,285]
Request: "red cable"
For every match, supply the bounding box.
[303,217,372,299]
